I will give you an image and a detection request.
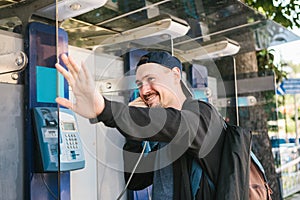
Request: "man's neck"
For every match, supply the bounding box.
[171,91,187,110]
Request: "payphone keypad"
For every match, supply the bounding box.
[65,133,79,150]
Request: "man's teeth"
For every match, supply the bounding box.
[147,95,155,101]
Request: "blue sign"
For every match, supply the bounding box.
[279,78,300,94]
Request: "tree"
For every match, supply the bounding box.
[243,1,300,200]
[256,49,287,83]
[245,0,300,29]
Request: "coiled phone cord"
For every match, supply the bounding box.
[116,141,148,200]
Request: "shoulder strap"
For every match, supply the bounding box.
[181,156,216,200]
[190,159,215,196]
[190,159,203,199]
[180,155,193,200]
[250,151,267,181]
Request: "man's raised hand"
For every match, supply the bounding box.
[55,54,104,119]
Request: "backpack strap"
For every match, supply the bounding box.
[190,159,215,199]
[180,156,215,200]
[180,154,216,200]
[250,151,266,180]
[190,159,202,199]
[250,151,273,200]
[180,155,192,200]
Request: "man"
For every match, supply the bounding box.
[55,51,249,199]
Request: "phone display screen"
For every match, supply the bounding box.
[62,122,76,131]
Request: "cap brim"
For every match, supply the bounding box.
[180,80,193,97]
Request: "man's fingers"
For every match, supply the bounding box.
[81,61,92,82]
[55,63,73,84]
[60,54,71,70]
[128,97,148,107]
[55,63,67,77]
[55,97,73,110]
[68,55,81,74]
[60,54,86,83]
[60,54,81,75]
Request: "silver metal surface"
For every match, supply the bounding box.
[219,75,275,97]
[96,75,137,93]
[0,83,24,200]
[0,30,24,84]
[0,51,28,74]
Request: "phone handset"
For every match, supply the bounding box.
[40,108,57,127]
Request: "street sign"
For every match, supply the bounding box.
[279,78,300,95]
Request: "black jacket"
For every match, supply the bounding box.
[96,97,251,199]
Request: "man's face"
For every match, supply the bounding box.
[135,63,180,108]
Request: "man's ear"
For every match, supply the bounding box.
[171,67,181,79]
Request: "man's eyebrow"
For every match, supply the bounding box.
[135,74,153,83]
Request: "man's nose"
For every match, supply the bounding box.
[139,82,151,95]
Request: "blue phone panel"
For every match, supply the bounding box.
[27,21,69,108]
[36,66,65,103]
[25,22,70,200]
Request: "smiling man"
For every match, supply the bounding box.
[134,52,188,109]
[121,51,224,200]
[55,51,249,200]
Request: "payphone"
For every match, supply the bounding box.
[33,107,85,172]
[24,21,84,199]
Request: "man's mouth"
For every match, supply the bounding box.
[143,92,159,105]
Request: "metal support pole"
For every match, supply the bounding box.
[284,95,288,136]
[295,94,299,145]
[233,56,239,126]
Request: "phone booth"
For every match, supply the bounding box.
[25,22,85,200]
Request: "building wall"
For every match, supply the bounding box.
[69,46,126,200]
[0,30,24,200]
[0,83,24,200]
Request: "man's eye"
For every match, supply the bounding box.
[136,82,143,88]
[147,77,155,83]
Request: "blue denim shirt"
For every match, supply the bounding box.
[152,142,173,200]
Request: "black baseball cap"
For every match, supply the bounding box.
[136,51,192,97]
